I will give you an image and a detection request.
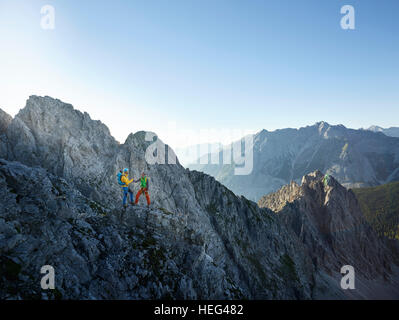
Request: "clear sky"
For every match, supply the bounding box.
[0,0,398,148]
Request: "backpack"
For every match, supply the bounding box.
[117,171,125,186]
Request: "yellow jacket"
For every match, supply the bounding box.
[121,174,134,186]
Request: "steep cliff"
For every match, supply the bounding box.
[0,96,316,299]
[258,171,399,299]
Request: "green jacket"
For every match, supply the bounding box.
[140,176,149,189]
[323,174,330,186]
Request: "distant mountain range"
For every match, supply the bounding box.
[175,143,222,167]
[366,126,399,138]
[189,122,399,201]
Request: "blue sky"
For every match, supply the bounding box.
[0,0,398,148]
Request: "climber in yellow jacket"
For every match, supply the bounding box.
[117,168,135,207]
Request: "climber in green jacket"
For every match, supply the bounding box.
[135,172,151,206]
[323,174,330,186]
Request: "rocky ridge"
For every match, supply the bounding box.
[258,171,399,299]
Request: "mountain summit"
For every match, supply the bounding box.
[367,125,399,138]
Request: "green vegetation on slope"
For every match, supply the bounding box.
[352,181,399,240]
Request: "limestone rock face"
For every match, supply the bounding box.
[4,96,120,203]
[0,158,316,300]
[1,96,398,299]
[0,159,231,299]
[0,108,12,159]
[258,171,399,299]
[0,97,316,299]
[0,108,12,134]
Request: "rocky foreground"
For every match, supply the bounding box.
[1,96,399,299]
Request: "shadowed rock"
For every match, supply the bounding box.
[258,171,399,299]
